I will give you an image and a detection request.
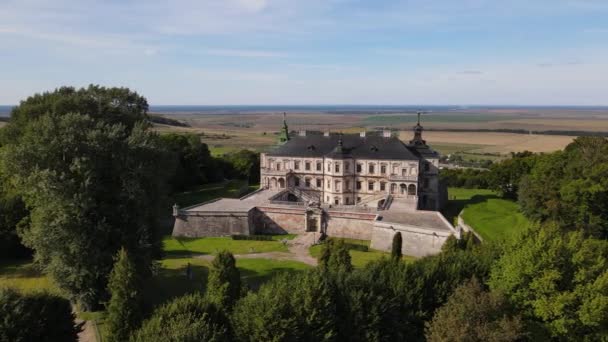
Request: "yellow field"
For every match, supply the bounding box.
[405,131,574,154]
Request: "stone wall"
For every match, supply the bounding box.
[173,210,252,237]
[253,206,307,234]
[370,221,453,257]
[325,211,377,240]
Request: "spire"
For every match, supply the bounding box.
[278,112,290,143]
[410,111,426,146]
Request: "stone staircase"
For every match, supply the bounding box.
[288,186,321,203]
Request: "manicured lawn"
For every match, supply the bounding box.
[0,259,59,294]
[172,180,259,208]
[309,238,415,268]
[149,256,310,305]
[445,187,532,242]
[163,235,296,257]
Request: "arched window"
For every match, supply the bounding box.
[271,178,277,188]
[391,183,397,194]
[278,178,285,188]
[400,183,406,194]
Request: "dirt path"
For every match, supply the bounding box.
[194,233,319,266]
[76,320,96,342]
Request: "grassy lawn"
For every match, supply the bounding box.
[0,259,59,294]
[309,238,414,268]
[163,235,296,257]
[172,180,259,208]
[445,187,532,242]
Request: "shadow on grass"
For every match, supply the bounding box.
[240,266,306,290]
[442,193,500,224]
[0,259,43,278]
[146,263,209,308]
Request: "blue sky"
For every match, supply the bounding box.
[1,0,608,105]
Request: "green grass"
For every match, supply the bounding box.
[444,187,532,242]
[172,180,258,207]
[163,235,296,257]
[149,256,310,305]
[309,238,414,268]
[0,259,59,294]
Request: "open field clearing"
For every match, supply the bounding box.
[407,131,574,154]
[445,188,532,241]
[309,238,415,268]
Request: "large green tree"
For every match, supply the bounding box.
[106,248,143,342]
[425,278,525,342]
[1,110,170,309]
[518,136,608,238]
[487,150,536,199]
[488,224,608,339]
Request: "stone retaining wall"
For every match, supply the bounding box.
[370,221,453,257]
[173,210,253,237]
[325,211,377,240]
[253,206,307,234]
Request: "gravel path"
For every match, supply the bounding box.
[194,233,319,266]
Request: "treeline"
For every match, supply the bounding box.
[0,85,259,311]
[442,140,608,239]
[427,127,608,137]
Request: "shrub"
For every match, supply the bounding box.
[206,251,241,310]
[130,293,230,342]
[0,288,79,342]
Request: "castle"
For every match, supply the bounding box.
[172,114,457,257]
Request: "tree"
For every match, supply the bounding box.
[318,239,353,274]
[232,271,337,341]
[1,112,171,309]
[0,288,79,342]
[391,232,402,259]
[224,149,260,184]
[488,223,608,339]
[425,278,525,342]
[130,293,231,342]
[487,151,536,199]
[518,137,608,238]
[1,85,148,143]
[106,248,142,342]
[206,250,241,310]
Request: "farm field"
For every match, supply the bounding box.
[445,188,532,241]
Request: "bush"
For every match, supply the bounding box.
[206,251,241,310]
[130,293,231,342]
[0,288,79,342]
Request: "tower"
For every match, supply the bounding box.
[409,111,426,146]
[278,112,290,143]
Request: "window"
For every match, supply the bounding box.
[393,164,399,174]
[305,178,311,187]
[294,178,300,186]
[316,179,322,187]
[305,161,311,171]
[380,164,386,174]
[369,164,375,174]
[334,198,339,205]
[294,161,300,170]
[357,197,361,203]
[345,180,350,190]
[380,182,386,191]
[356,181,362,190]
[327,180,331,189]
[327,163,331,172]
[316,162,322,171]
[345,163,350,171]
[368,181,374,191]
[356,164,362,173]
[335,180,341,192]
[345,197,351,205]
[326,196,330,202]
[335,163,340,172]
[276,163,281,171]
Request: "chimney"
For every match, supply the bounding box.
[383,130,391,138]
[298,130,306,136]
[360,131,366,138]
[324,131,330,137]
